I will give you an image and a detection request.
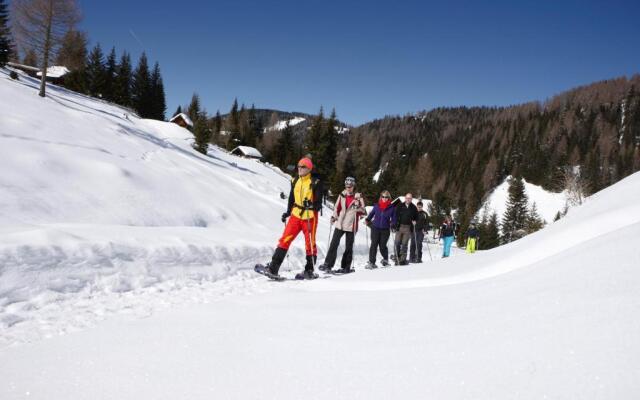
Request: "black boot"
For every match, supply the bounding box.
[296,255,318,279]
[266,247,287,275]
[305,255,317,272]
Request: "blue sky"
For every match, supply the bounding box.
[80,0,640,125]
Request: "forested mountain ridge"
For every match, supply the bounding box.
[340,74,640,216]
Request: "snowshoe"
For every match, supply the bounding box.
[331,267,355,274]
[318,263,331,272]
[254,264,285,281]
[365,262,378,269]
[295,270,319,280]
[381,259,390,267]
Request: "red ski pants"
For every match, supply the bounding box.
[277,213,318,255]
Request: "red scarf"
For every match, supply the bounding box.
[345,194,355,209]
[378,199,390,210]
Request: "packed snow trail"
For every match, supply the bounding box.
[1,220,638,399]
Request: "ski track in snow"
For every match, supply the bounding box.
[0,238,456,348]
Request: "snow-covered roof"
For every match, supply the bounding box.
[7,62,40,73]
[169,113,194,127]
[36,66,70,78]
[231,146,262,158]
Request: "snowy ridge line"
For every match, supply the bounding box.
[307,220,640,292]
[0,241,266,270]
[306,172,640,293]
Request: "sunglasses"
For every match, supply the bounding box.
[297,165,309,169]
[381,196,390,199]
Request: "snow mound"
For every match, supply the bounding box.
[479,176,568,223]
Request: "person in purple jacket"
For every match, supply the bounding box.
[364,190,396,268]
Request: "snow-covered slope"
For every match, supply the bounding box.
[1,169,639,399]
[267,116,306,131]
[478,176,568,223]
[1,68,639,399]
[0,69,335,338]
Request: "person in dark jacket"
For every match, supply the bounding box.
[438,214,456,258]
[264,157,323,279]
[409,201,431,263]
[465,221,480,253]
[364,190,396,268]
[393,193,418,265]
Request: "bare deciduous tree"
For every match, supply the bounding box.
[555,166,591,207]
[11,0,80,97]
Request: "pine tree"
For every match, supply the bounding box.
[355,143,376,201]
[238,103,250,146]
[113,51,132,107]
[305,107,325,170]
[86,43,106,98]
[320,108,339,184]
[481,212,501,249]
[103,47,117,102]
[0,0,12,66]
[149,62,166,120]
[131,52,152,118]
[193,112,211,154]
[55,30,87,93]
[187,93,201,127]
[55,30,87,70]
[228,98,241,149]
[456,207,471,248]
[243,104,260,147]
[501,176,529,243]
[275,121,295,170]
[525,202,545,233]
[212,110,222,145]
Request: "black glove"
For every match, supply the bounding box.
[281,212,290,223]
[302,199,313,210]
[364,219,371,226]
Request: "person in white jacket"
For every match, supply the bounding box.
[319,177,366,273]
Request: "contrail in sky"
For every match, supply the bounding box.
[129,29,144,48]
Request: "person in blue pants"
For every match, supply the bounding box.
[439,215,456,258]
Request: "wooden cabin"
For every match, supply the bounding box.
[169,113,194,129]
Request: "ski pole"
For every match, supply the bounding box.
[392,229,398,265]
[365,222,369,254]
[304,204,317,270]
[425,228,433,261]
[412,221,418,263]
[283,218,291,270]
[351,213,357,271]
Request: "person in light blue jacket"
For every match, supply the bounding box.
[439,214,456,258]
